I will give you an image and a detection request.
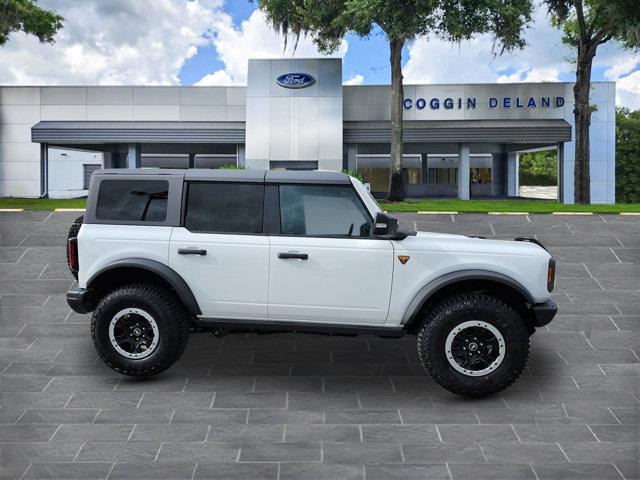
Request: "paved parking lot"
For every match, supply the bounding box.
[0,211,638,479]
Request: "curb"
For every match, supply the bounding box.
[0,208,24,212]
[552,212,593,216]
[54,208,86,212]
[488,212,529,215]
[417,211,458,215]
[620,212,640,216]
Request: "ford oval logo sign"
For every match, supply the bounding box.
[276,73,315,89]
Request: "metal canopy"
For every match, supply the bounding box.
[343,119,572,144]
[32,121,246,144]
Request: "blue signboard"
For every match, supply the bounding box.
[276,73,316,89]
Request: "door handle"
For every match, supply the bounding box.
[278,252,308,260]
[178,248,207,256]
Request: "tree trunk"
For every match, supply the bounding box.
[388,36,405,202]
[573,45,595,204]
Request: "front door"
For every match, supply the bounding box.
[268,184,394,324]
[169,182,269,319]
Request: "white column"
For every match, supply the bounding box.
[457,143,470,200]
[557,142,566,203]
[127,144,141,169]
[507,151,519,197]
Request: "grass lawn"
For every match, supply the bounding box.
[380,198,640,214]
[0,197,87,210]
[1,196,639,214]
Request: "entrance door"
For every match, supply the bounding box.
[169,182,269,319]
[268,184,394,324]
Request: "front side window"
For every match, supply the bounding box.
[279,185,372,237]
[185,182,264,234]
[96,180,168,222]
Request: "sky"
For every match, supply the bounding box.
[0,0,638,108]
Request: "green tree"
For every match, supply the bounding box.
[258,0,533,201]
[0,0,64,46]
[519,150,558,186]
[616,107,640,203]
[544,0,640,204]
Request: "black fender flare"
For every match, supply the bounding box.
[87,258,201,315]
[401,269,535,325]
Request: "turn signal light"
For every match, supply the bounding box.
[547,259,556,292]
[68,237,79,273]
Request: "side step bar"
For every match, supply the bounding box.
[193,318,405,338]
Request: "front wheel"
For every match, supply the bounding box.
[91,283,190,376]
[417,293,529,397]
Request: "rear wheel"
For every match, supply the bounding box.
[417,293,529,396]
[91,283,190,376]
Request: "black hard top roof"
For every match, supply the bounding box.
[94,168,351,185]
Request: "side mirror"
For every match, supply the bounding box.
[374,212,398,237]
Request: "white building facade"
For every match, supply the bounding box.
[0,58,616,203]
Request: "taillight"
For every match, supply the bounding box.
[68,237,79,273]
[547,258,556,292]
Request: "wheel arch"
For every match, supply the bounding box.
[402,270,535,334]
[86,258,201,315]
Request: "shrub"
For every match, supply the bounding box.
[519,150,558,186]
[616,108,640,203]
[342,169,366,183]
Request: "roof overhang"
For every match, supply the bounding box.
[32,121,246,144]
[344,119,572,144]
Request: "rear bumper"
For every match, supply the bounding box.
[530,300,558,327]
[66,288,95,314]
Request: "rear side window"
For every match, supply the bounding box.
[95,180,168,222]
[279,185,372,237]
[185,183,264,234]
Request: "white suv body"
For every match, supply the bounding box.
[66,169,557,396]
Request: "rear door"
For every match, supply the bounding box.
[169,181,269,319]
[267,184,394,324]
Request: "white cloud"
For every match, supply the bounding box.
[604,54,639,81]
[616,70,640,110]
[402,5,639,108]
[343,74,364,85]
[196,9,348,86]
[195,70,236,86]
[0,0,224,85]
[497,67,561,83]
[403,8,571,85]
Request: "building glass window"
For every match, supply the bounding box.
[83,164,101,190]
[357,167,390,193]
[185,183,264,234]
[279,185,372,237]
[471,168,492,184]
[407,168,421,185]
[428,168,458,185]
[96,180,168,222]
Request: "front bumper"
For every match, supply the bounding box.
[530,300,558,327]
[66,288,95,314]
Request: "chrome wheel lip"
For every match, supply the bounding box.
[108,308,159,360]
[444,320,506,377]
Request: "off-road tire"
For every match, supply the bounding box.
[66,215,84,279]
[417,293,529,397]
[91,283,190,376]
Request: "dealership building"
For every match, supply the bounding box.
[0,58,616,203]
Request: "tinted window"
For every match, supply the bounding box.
[185,183,264,234]
[96,180,168,222]
[279,185,372,237]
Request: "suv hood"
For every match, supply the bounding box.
[410,230,549,258]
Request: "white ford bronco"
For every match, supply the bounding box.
[66,169,557,396]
